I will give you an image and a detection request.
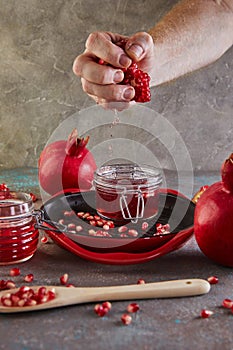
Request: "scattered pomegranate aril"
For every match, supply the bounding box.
[77,212,84,218]
[60,273,69,285]
[76,225,83,232]
[121,313,132,325]
[156,223,171,235]
[207,276,219,285]
[0,183,9,191]
[200,309,213,318]
[67,223,76,230]
[29,192,37,202]
[222,298,233,309]
[0,280,16,290]
[24,274,34,283]
[127,229,138,237]
[94,303,108,317]
[103,224,110,231]
[137,279,145,285]
[141,222,149,231]
[10,268,21,277]
[102,301,112,311]
[127,302,140,313]
[118,226,128,233]
[0,286,56,308]
[6,281,16,289]
[41,235,49,244]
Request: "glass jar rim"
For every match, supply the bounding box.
[0,191,33,220]
[94,163,162,190]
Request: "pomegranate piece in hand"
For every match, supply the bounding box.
[99,40,151,103]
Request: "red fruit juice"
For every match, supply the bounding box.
[0,192,39,265]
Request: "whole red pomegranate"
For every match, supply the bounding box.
[39,129,97,195]
[194,153,233,266]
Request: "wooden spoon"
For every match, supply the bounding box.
[0,278,210,313]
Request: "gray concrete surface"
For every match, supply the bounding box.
[0,0,232,171]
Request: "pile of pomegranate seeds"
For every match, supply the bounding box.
[1,286,56,307]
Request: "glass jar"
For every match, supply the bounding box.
[0,191,39,265]
[94,164,162,224]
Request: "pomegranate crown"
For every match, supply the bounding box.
[221,153,233,192]
[65,128,90,156]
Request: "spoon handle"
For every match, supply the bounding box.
[60,278,210,305]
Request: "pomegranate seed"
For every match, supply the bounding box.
[58,219,65,225]
[102,301,112,311]
[207,276,219,284]
[118,226,128,233]
[88,229,96,236]
[106,221,115,228]
[60,273,69,285]
[41,235,49,244]
[24,274,34,283]
[77,212,84,218]
[63,210,74,217]
[10,267,21,277]
[67,223,76,230]
[120,233,128,238]
[156,223,171,234]
[86,215,94,221]
[94,215,101,220]
[137,279,145,284]
[141,222,149,231]
[0,183,9,191]
[17,299,26,307]
[127,229,138,237]
[200,309,213,318]
[127,302,140,313]
[76,225,83,232]
[2,298,12,307]
[5,281,16,289]
[121,313,132,325]
[222,298,233,308]
[11,294,20,306]
[103,224,110,231]
[83,213,90,219]
[96,220,104,227]
[94,303,108,317]
[30,192,37,202]
[89,220,97,226]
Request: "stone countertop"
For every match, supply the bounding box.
[1,168,233,350]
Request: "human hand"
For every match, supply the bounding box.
[73,31,154,106]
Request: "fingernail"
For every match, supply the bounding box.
[114,70,124,83]
[123,88,134,100]
[119,54,131,67]
[128,44,143,59]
